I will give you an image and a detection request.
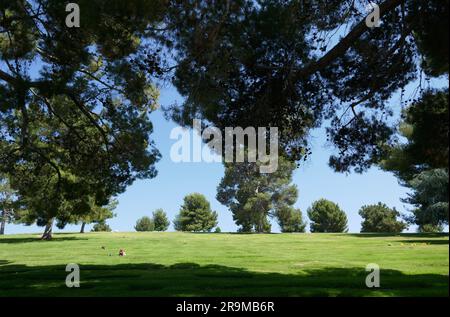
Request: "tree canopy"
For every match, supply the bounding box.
[174,193,218,232]
[91,221,112,232]
[135,216,155,232]
[276,205,307,233]
[381,88,448,230]
[381,89,449,182]
[55,199,117,233]
[403,169,449,231]
[359,202,407,233]
[217,157,303,232]
[167,0,448,172]
[307,199,348,233]
[1,1,166,236]
[1,1,448,236]
[153,208,170,231]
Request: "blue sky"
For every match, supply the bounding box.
[5,76,447,235]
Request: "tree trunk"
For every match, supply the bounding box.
[0,210,6,235]
[41,218,54,240]
[80,222,86,233]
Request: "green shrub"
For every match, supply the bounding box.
[91,222,112,232]
[307,199,348,233]
[359,203,407,233]
[135,216,154,232]
[153,209,170,231]
[174,193,218,232]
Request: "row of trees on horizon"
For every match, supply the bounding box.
[102,194,410,234]
[1,153,448,236]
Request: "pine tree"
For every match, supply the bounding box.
[359,203,407,233]
[307,199,348,233]
[174,194,218,232]
[135,216,155,232]
[152,209,170,232]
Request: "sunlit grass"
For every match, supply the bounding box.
[0,232,448,296]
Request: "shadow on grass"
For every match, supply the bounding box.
[188,232,279,235]
[398,239,449,245]
[0,236,88,244]
[0,262,447,297]
[346,233,449,238]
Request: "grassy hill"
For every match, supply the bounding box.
[0,232,448,296]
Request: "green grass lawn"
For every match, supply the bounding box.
[0,232,448,296]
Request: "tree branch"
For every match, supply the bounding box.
[294,0,405,79]
[0,69,18,85]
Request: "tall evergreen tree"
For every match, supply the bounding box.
[381,89,449,182]
[307,199,348,233]
[381,89,448,229]
[1,1,166,237]
[174,193,218,232]
[403,169,449,232]
[217,157,302,233]
[359,203,407,233]
[152,209,170,232]
[276,205,307,233]
[135,216,155,232]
